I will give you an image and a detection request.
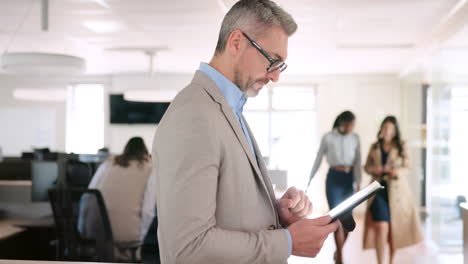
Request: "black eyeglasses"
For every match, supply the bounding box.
[242,32,287,73]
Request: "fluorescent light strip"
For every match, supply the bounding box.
[13,88,67,102]
[83,21,123,33]
[93,0,111,9]
[123,89,177,102]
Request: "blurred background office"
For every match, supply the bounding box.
[0,0,468,264]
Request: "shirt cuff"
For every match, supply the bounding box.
[284,229,292,256]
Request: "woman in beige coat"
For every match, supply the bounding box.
[363,116,423,264]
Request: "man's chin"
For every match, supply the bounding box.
[245,83,265,97]
[245,88,261,98]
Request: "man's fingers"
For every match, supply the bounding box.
[289,216,337,258]
[288,187,301,208]
[295,199,309,217]
[307,200,313,215]
[291,191,306,213]
[296,200,312,217]
[326,220,340,234]
[278,198,292,209]
[310,215,333,226]
[295,249,320,258]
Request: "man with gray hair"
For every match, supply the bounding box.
[152,0,339,263]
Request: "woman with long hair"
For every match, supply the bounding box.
[363,116,422,264]
[307,111,361,264]
[81,136,155,260]
[113,137,150,168]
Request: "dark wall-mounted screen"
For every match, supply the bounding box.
[110,94,170,124]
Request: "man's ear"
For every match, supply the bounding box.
[226,30,244,56]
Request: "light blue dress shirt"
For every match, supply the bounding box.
[199,62,292,256]
[199,63,255,156]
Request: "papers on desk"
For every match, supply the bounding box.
[0,220,25,240]
[327,181,384,221]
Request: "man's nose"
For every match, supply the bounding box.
[267,69,281,83]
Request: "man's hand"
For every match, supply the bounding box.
[278,187,312,227]
[373,166,384,175]
[288,215,339,258]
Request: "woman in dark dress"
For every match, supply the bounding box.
[363,116,423,264]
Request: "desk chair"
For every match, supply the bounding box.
[48,188,140,262]
[65,160,93,188]
[141,208,160,264]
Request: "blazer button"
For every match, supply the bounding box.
[268,225,276,230]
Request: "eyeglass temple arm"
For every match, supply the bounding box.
[242,32,276,63]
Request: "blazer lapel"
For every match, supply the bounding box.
[219,103,264,179]
[193,71,271,200]
[243,116,279,222]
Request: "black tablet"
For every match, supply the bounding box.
[327,181,385,221]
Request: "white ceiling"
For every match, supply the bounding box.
[0,0,467,75]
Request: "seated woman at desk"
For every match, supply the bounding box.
[81,137,154,246]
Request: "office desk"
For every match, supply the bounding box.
[0,217,55,260]
[0,220,25,240]
[0,215,54,236]
[13,216,54,229]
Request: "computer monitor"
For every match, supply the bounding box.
[31,161,59,202]
[78,153,108,163]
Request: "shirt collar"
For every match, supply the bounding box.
[333,128,352,137]
[199,62,247,113]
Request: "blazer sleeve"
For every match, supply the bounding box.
[154,104,289,264]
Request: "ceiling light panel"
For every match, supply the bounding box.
[82,20,126,33]
[107,1,214,14]
[54,0,109,12]
[13,88,67,102]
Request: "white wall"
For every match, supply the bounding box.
[0,76,68,156]
[400,72,425,207]
[0,75,112,156]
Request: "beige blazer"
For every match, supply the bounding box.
[152,71,289,264]
[363,142,423,250]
